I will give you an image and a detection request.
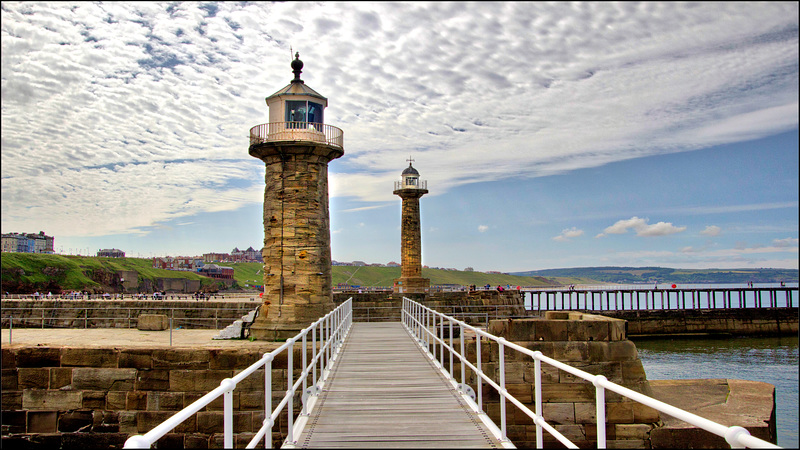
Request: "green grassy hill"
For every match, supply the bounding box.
[1,254,218,293]
[0,254,556,293]
[331,266,554,288]
[10,254,790,294]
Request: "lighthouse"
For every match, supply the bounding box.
[393,160,430,294]
[248,53,344,340]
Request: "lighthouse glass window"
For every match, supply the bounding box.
[286,101,324,129]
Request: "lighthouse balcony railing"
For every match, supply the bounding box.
[394,180,427,190]
[249,121,343,149]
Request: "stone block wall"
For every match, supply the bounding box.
[599,308,799,336]
[451,312,661,448]
[1,300,258,330]
[333,290,527,323]
[1,345,311,449]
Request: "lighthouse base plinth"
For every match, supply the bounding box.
[249,300,335,341]
[393,277,430,294]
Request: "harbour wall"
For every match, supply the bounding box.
[598,307,799,337]
[3,297,796,337]
[1,343,299,448]
[0,300,259,330]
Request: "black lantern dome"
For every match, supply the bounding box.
[402,163,420,176]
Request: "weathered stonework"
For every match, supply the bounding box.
[248,142,343,340]
[1,344,305,448]
[471,312,661,448]
[392,187,429,294]
[0,299,257,330]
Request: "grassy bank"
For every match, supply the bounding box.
[1,254,216,293]
[1,254,558,293]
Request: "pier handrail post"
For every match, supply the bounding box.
[264,354,273,449]
[534,352,543,448]
[593,375,608,449]
[286,337,295,444]
[426,308,431,350]
[301,331,307,409]
[449,319,454,380]
[222,378,236,449]
[312,324,317,388]
[476,329,483,410]
[459,322,466,387]
[498,337,507,441]
[439,315,445,368]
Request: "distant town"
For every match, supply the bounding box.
[1,231,491,273]
[3,231,795,285]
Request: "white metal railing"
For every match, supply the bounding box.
[401,298,781,449]
[525,286,798,311]
[249,122,343,149]
[123,298,353,449]
[393,179,427,190]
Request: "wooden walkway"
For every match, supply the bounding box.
[293,322,505,448]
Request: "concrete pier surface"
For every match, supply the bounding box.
[649,379,776,448]
[0,328,273,349]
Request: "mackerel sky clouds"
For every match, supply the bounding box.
[2,2,798,272]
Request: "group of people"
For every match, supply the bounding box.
[11,291,223,301]
[468,284,521,292]
[29,290,91,300]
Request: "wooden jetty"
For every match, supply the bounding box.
[293,322,506,448]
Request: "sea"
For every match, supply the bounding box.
[636,335,798,448]
[523,283,799,447]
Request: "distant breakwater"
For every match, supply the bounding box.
[524,285,797,311]
[600,307,798,337]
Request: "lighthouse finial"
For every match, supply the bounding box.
[291,52,304,83]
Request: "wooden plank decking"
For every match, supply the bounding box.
[293,322,505,448]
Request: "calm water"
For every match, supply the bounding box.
[635,335,799,448]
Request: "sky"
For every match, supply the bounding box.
[1,2,798,273]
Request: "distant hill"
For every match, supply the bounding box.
[8,254,792,294]
[331,266,554,288]
[0,254,555,294]
[510,266,799,284]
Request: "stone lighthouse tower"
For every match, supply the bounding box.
[248,53,344,340]
[393,160,430,294]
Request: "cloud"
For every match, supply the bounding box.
[478,225,489,233]
[0,2,797,239]
[699,225,722,237]
[341,204,391,213]
[601,242,799,269]
[773,237,799,247]
[664,201,799,216]
[596,217,687,238]
[553,227,584,242]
